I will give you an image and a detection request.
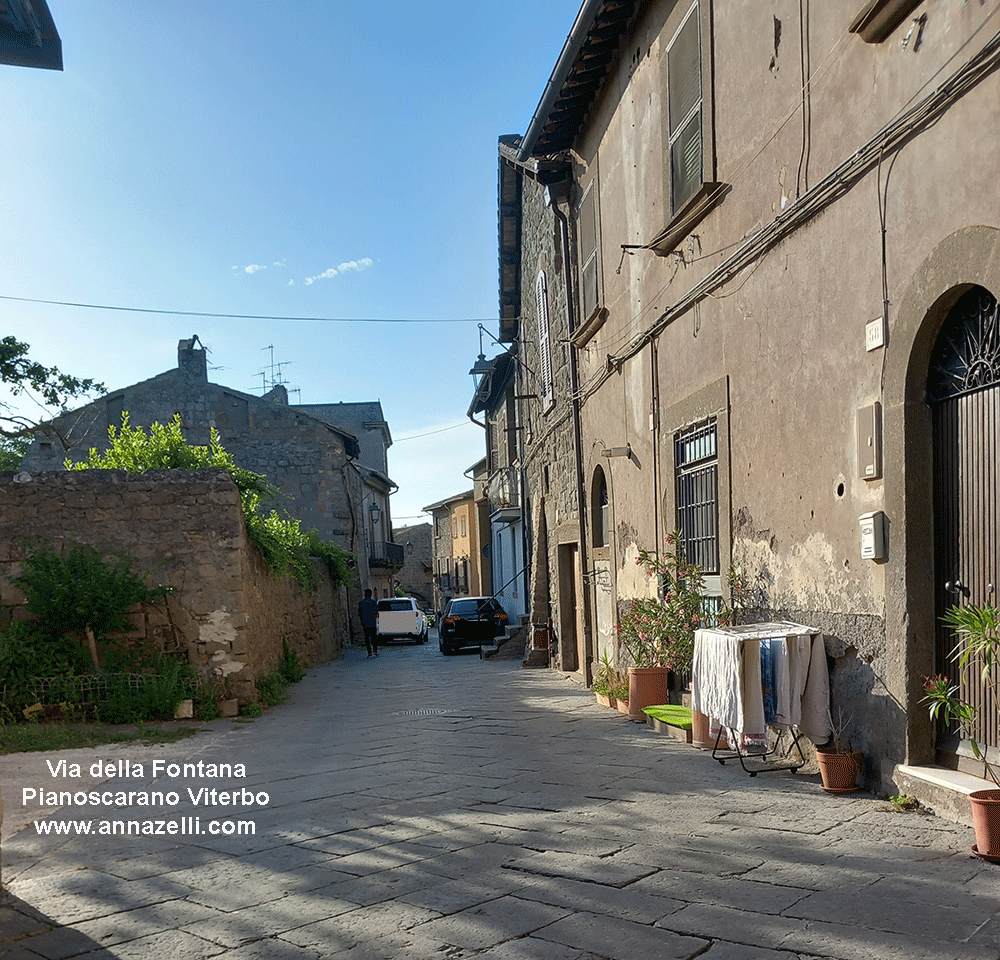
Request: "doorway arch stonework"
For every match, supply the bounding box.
[884,225,1000,767]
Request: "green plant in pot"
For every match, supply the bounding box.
[816,709,862,794]
[591,651,618,708]
[617,532,735,722]
[921,603,1000,860]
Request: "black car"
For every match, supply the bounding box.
[438,596,509,655]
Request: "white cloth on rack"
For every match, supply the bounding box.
[785,634,811,727]
[769,637,792,727]
[741,638,766,748]
[691,630,743,731]
[800,632,831,742]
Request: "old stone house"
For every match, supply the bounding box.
[423,487,489,618]
[469,353,529,628]
[296,401,402,599]
[490,0,1000,807]
[392,522,433,608]
[20,339,389,619]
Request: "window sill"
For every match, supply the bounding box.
[648,182,727,257]
[571,305,608,349]
[849,0,923,43]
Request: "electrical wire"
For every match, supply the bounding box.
[394,421,474,442]
[0,294,488,325]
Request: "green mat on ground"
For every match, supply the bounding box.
[642,704,693,729]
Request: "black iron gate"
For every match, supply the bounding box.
[930,286,1000,769]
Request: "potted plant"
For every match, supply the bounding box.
[592,651,618,709]
[617,532,734,722]
[609,673,631,715]
[921,603,1000,861]
[815,709,863,794]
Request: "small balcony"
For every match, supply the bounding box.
[369,540,404,569]
[487,466,521,523]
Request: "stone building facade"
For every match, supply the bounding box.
[491,0,1000,800]
[423,489,488,617]
[392,522,433,608]
[20,339,382,621]
[494,144,584,669]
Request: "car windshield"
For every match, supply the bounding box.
[448,598,496,617]
[449,600,490,616]
[378,600,412,611]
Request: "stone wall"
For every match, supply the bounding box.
[0,469,347,703]
[514,172,584,674]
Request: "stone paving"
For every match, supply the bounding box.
[2,637,998,959]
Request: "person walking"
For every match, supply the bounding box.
[358,588,379,658]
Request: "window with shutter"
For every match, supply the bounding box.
[579,182,600,321]
[668,5,702,214]
[535,270,554,405]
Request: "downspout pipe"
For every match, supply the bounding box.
[517,0,606,163]
[549,180,595,682]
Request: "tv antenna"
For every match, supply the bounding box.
[259,344,293,393]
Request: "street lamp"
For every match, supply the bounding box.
[369,501,380,525]
[469,354,493,394]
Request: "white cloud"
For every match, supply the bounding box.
[244,264,266,274]
[302,257,373,286]
[287,279,295,286]
[273,259,287,268]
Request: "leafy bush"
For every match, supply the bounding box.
[13,543,169,644]
[278,640,304,684]
[256,672,288,707]
[240,700,264,719]
[97,676,152,724]
[0,621,91,711]
[66,413,354,592]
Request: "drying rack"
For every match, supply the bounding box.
[695,622,821,777]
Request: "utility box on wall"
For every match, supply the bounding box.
[857,402,883,480]
[859,511,887,561]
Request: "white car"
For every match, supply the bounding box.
[376,597,428,644]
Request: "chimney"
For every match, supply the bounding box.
[178,336,207,380]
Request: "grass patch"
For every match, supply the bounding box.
[641,704,693,729]
[0,722,198,755]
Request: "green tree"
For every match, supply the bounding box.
[0,434,29,470]
[1,335,103,437]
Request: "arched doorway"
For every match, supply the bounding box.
[929,285,1000,773]
[591,465,615,665]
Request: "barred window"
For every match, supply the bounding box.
[536,270,554,404]
[675,419,718,575]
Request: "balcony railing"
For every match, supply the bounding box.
[369,540,404,568]
[486,467,520,509]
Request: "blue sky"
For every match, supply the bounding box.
[2,0,581,523]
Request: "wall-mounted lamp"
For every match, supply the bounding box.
[469,354,493,394]
[601,444,633,460]
[405,541,413,554]
[369,501,381,524]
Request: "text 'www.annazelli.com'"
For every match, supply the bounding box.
[33,817,255,837]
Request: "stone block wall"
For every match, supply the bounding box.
[0,469,347,703]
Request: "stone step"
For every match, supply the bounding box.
[892,763,995,826]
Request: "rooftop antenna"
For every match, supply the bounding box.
[260,344,293,393]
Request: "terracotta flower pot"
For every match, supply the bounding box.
[627,666,671,722]
[969,789,1000,861]
[691,708,714,750]
[595,692,613,709]
[816,749,862,794]
[617,698,631,715]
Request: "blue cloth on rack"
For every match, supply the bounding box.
[760,639,777,723]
